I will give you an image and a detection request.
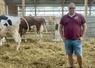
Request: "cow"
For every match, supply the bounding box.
[0,15,21,51]
[19,16,47,41]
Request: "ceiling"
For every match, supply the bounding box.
[4,0,95,6]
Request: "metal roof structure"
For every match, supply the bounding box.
[4,0,95,6]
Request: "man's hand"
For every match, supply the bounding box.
[79,37,83,41]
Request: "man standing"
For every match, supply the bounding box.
[59,3,87,68]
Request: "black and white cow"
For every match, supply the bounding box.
[0,15,21,50]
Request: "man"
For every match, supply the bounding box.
[59,3,87,68]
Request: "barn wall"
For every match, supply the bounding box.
[86,16,95,37]
[8,5,18,16]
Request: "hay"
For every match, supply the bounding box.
[0,39,94,68]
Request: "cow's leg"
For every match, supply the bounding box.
[0,28,7,46]
[20,28,27,42]
[31,25,38,40]
[33,25,38,39]
[12,31,21,51]
[0,38,3,46]
[0,37,6,46]
[22,35,27,42]
[2,37,6,43]
[43,23,47,33]
[34,25,39,40]
[39,25,44,41]
[23,29,27,42]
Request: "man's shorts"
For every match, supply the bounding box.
[64,39,82,56]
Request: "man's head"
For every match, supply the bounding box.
[68,3,76,15]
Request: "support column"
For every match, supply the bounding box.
[61,0,65,16]
[89,5,91,15]
[22,0,25,16]
[84,0,88,18]
[34,0,37,16]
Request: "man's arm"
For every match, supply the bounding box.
[80,22,87,40]
[82,23,87,37]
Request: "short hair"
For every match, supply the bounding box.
[68,3,76,8]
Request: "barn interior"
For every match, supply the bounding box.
[0,0,95,68]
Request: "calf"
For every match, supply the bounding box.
[0,15,21,50]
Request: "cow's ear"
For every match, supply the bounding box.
[7,19,12,26]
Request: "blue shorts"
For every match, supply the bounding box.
[64,39,82,56]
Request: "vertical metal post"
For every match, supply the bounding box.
[61,0,65,16]
[22,0,25,16]
[84,0,88,18]
[89,5,91,15]
[34,0,37,16]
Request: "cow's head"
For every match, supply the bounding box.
[0,19,12,27]
[0,20,8,27]
[0,20,8,32]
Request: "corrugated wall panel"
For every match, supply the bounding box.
[86,16,95,37]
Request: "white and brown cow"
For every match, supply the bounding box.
[19,16,47,41]
[0,15,21,51]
